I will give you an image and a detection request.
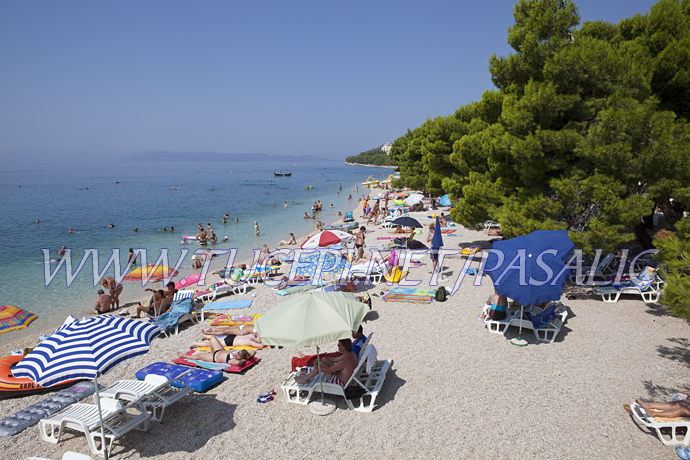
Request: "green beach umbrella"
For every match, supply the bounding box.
[254,291,368,414]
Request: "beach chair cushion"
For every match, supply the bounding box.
[135,362,223,393]
[174,350,260,373]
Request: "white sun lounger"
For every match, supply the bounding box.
[631,401,690,446]
[198,281,247,303]
[592,266,664,304]
[281,332,374,406]
[99,371,193,423]
[507,302,568,344]
[39,397,150,457]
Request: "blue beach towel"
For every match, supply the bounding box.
[202,299,253,312]
[154,297,194,331]
[525,304,558,329]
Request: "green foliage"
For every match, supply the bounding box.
[654,217,690,321]
[345,146,394,166]
[390,0,690,261]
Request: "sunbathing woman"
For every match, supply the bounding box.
[635,391,690,418]
[202,324,254,336]
[191,331,264,349]
[179,336,256,365]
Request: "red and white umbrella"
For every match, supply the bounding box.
[301,230,353,249]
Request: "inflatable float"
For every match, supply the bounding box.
[0,355,79,399]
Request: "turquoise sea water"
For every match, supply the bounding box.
[0,158,391,345]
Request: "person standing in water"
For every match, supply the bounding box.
[254,221,260,236]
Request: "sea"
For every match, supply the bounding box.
[0,157,392,346]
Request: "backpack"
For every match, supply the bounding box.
[435,286,448,302]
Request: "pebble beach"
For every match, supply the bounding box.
[0,184,687,459]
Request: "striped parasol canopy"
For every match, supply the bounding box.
[0,305,38,335]
[13,315,161,387]
[122,264,179,282]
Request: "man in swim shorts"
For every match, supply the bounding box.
[294,339,357,386]
[94,289,114,314]
[179,335,256,366]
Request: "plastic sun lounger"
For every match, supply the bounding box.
[39,397,150,457]
[281,333,392,412]
[484,310,514,335]
[592,266,664,304]
[281,331,374,406]
[506,303,568,343]
[631,401,690,446]
[99,371,193,423]
[198,281,247,303]
[314,345,392,412]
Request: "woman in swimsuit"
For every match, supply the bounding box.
[178,335,256,365]
[101,277,123,309]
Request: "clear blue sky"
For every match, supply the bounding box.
[0,0,657,163]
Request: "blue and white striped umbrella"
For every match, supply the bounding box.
[13,315,161,387]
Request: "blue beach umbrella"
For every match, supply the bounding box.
[485,230,574,346]
[13,315,161,459]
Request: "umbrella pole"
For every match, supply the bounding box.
[316,345,325,404]
[309,344,336,416]
[93,374,110,460]
[511,305,528,348]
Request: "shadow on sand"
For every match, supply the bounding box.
[116,394,236,458]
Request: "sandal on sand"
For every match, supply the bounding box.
[622,404,632,414]
[257,394,274,403]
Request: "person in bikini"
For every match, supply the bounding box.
[481,291,508,321]
[178,335,256,366]
[190,330,264,349]
[353,226,366,262]
[101,277,123,309]
[294,339,357,386]
[202,324,255,336]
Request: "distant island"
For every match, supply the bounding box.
[345,143,395,166]
[129,151,324,163]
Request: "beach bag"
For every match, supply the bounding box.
[393,237,405,245]
[435,286,447,302]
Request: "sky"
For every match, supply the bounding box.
[0,0,659,163]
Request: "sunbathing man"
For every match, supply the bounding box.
[191,331,264,349]
[179,336,256,365]
[635,391,690,418]
[101,277,123,309]
[294,339,357,386]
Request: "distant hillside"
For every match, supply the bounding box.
[129,151,323,162]
[345,146,394,166]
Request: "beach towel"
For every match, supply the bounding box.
[202,299,253,313]
[383,287,435,304]
[440,229,456,234]
[376,236,395,240]
[525,304,559,329]
[174,350,259,373]
[0,381,97,437]
[153,297,194,332]
[194,344,268,351]
[210,314,261,326]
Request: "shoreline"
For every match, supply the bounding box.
[344,162,396,169]
[0,180,368,354]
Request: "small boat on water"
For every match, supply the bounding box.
[274,170,292,177]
